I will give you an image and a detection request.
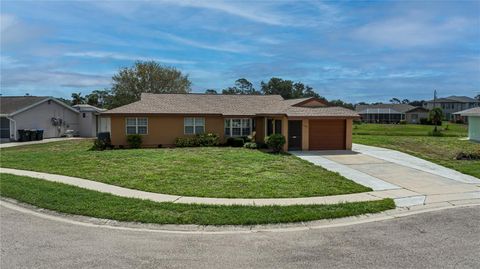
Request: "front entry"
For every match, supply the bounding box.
[288,120,302,150]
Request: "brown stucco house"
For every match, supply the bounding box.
[102,93,359,151]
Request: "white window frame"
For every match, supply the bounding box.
[125,117,148,135]
[184,117,205,135]
[224,118,252,137]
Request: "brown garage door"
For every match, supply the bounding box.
[309,119,346,150]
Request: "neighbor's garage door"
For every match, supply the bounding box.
[309,119,346,150]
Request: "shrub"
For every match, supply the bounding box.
[241,136,252,143]
[399,120,407,125]
[91,132,111,151]
[244,142,258,149]
[428,129,443,137]
[175,137,198,147]
[175,133,219,147]
[126,134,142,148]
[420,118,443,126]
[265,134,286,153]
[455,151,480,160]
[455,119,465,124]
[196,133,219,147]
[226,137,245,147]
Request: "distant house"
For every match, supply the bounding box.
[453,107,480,142]
[355,104,429,124]
[0,96,104,142]
[423,96,479,120]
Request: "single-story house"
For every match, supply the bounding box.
[454,107,480,142]
[0,96,104,142]
[102,93,360,151]
[355,104,429,124]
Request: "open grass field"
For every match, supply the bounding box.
[0,140,371,198]
[0,174,395,225]
[352,121,468,137]
[353,124,479,179]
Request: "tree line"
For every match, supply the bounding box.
[59,60,477,110]
[62,60,350,109]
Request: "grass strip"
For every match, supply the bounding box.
[0,173,395,226]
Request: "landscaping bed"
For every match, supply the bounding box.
[0,140,371,198]
[353,135,480,179]
[0,174,395,226]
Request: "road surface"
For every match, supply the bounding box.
[1,205,479,268]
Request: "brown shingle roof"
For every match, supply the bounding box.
[104,93,359,118]
[0,96,49,115]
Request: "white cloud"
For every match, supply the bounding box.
[155,31,251,53]
[1,68,111,88]
[159,0,288,26]
[64,51,196,65]
[353,15,470,47]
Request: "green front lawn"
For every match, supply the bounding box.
[0,140,371,198]
[353,135,480,178]
[352,122,468,137]
[0,174,395,226]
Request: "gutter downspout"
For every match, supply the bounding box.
[6,116,17,141]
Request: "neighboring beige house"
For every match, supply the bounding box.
[356,104,429,124]
[0,96,103,142]
[102,93,360,151]
[423,96,479,120]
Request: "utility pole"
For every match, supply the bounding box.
[433,89,437,108]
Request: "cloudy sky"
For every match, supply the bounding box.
[1,0,479,102]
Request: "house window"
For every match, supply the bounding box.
[126,117,148,135]
[184,117,205,135]
[224,118,252,137]
[82,113,86,118]
[267,119,282,136]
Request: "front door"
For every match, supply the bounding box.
[288,120,302,150]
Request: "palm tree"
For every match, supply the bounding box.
[71,92,85,105]
[429,107,443,132]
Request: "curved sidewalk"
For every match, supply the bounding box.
[0,167,397,206]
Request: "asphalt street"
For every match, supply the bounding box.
[1,205,479,268]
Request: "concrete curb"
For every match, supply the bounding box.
[2,198,478,234]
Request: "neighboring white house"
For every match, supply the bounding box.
[0,96,104,142]
[72,104,107,137]
[454,107,480,142]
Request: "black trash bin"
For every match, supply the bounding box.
[18,129,26,142]
[36,130,44,140]
[29,130,38,141]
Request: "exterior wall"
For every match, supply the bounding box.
[345,119,353,150]
[11,101,79,139]
[301,119,309,150]
[109,114,355,151]
[110,115,226,147]
[405,112,429,124]
[78,112,97,137]
[468,116,480,142]
[281,116,288,151]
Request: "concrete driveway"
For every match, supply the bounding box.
[292,144,480,207]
